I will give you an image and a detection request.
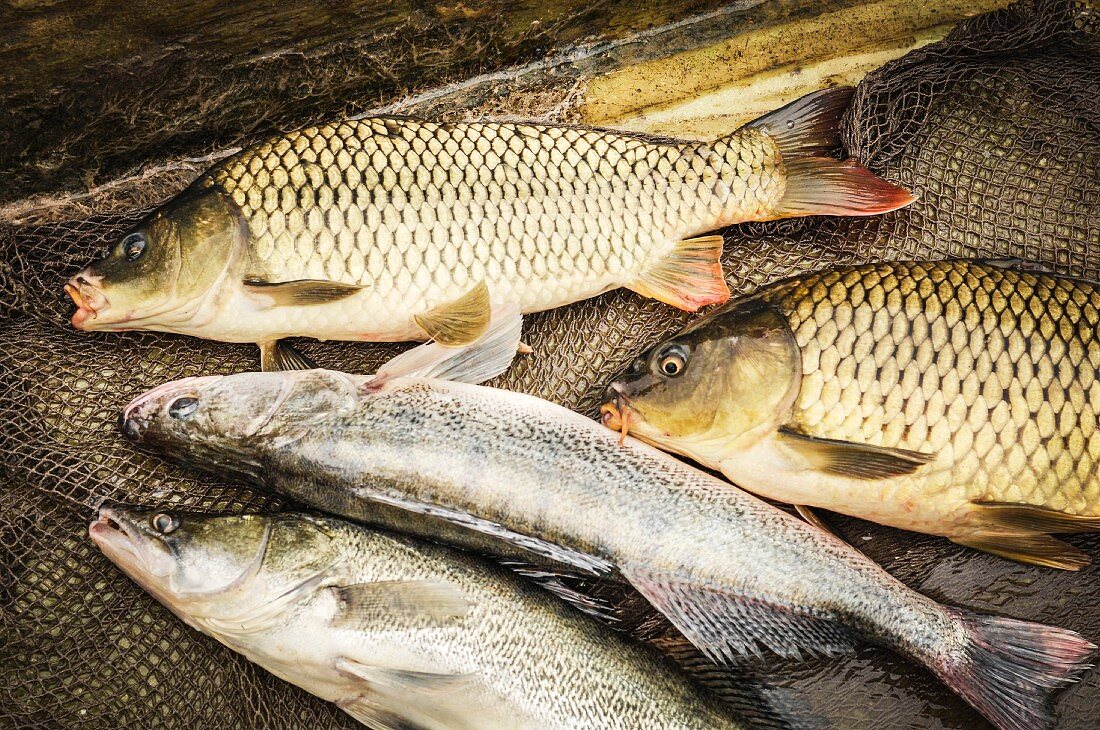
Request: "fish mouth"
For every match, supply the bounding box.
[600,385,639,445]
[89,506,173,581]
[65,271,115,330]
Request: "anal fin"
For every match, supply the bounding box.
[953,533,1090,571]
[954,501,1100,570]
[627,234,729,312]
[778,428,934,479]
[414,281,492,347]
[258,340,318,372]
[622,566,855,664]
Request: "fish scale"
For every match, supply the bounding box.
[761,261,1100,516]
[91,508,748,729]
[122,361,1096,730]
[607,259,1100,570]
[211,117,774,315]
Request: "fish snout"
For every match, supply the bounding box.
[66,270,109,330]
[599,383,638,444]
[89,504,131,544]
[600,384,625,430]
[119,377,210,442]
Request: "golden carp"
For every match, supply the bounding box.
[603,259,1100,569]
[65,87,912,370]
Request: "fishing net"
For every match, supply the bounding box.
[2,0,1099,727]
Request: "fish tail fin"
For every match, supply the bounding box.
[743,86,855,158]
[627,234,730,312]
[740,86,915,217]
[929,607,1095,730]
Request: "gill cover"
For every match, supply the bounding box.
[81,183,245,325]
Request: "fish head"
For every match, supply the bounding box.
[601,301,801,464]
[90,506,337,626]
[119,370,362,479]
[66,185,243,333]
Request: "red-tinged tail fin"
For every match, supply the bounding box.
[740,86,915,217]
[773,157,916,217]
[931,607,1095,730]
[627,234,730,312]
[744,86,855,159]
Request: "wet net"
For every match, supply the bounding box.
[2,1,1099,727]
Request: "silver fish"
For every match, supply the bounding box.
[90,507,747,730]
[119,327,1095,730]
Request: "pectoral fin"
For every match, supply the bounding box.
[953,502,1100,570]
[243,277,363,305]
[778,428,934,480]
[414,281,492,346]
[330,580,470,630]
[627,234,729,312]
[336,658,531,730]
[258,340,318,372]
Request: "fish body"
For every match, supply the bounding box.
[66,87,912,368]
[90,507,745,730]
[121,362,1094,730]
[604,260,1100,569]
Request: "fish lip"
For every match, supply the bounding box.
[599,384,637,444]
[65,271,113,330]
[90,506,176,584]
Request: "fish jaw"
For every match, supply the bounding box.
[65,270,119,330]
[89,507,177,593]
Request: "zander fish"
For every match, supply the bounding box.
[65,87,911,370]
[602,259,1100,570]
[118,320,1094,730]
[90,507,748,729]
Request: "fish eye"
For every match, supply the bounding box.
[656,345,688,377]
[122,232,147,261]
[168,397,199,420]
[151,512,178,534]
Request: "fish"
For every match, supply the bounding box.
[89,506,749,730]
[602,259,1100,571]
[65,86,912,371]
[118,315,1095,730]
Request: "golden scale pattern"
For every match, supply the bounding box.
[766,261,1100,513]
[208,118,781,308]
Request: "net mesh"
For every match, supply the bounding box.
[2,1,1099,727]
